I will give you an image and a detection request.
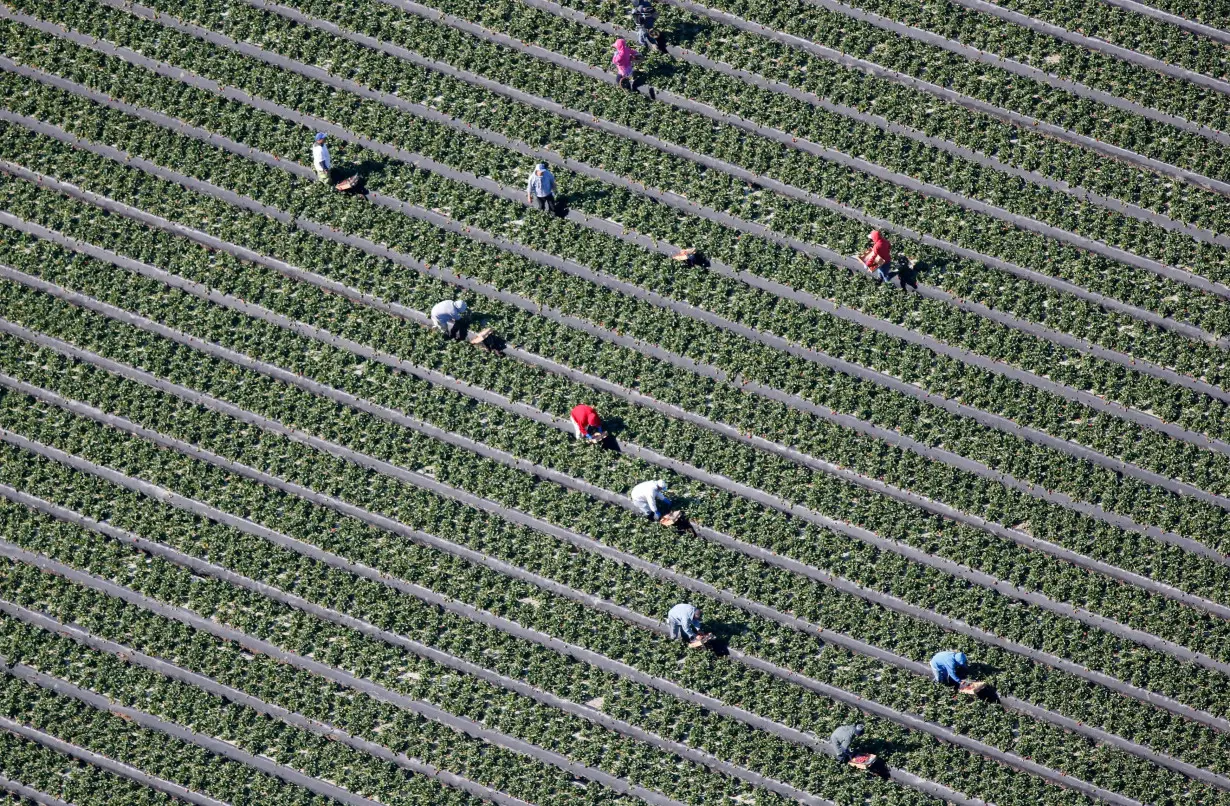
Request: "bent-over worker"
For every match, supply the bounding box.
[666,602,703,644]
[630,479,670,521]
[830,723,864,763]
[929,650,968,686]
[569,404,606,442]
[526,163,558,215]
[312,133,332,183]
[431,299,469,340]
[861,230,891,282]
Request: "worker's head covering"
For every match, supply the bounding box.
[868,230,882,242]
[653,479,667,491]
[853,723,864,736]
[455,300,468,313]
[953,651,967,666]
[536,162,547,173]
[315,132,327,142]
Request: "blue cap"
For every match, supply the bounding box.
[315,132,327,141]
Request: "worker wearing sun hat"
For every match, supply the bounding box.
[312,133,332,183]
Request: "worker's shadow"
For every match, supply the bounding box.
[595,416,626,453]
[658,21,709,50]
[699,620,751,657]
[889,258,921,291]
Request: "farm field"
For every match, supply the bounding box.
[0,0,1228,802]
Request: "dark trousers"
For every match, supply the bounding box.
[533,193,557,215]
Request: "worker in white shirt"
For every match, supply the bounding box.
[526,163,558,216]
[666,602,708,647]
[431,299,469,340]
[630,479,670,521]
[312,133,332,183]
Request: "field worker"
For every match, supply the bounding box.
[312,133,331,183]
[929,650,968,686]
[612,38,640,90]
[830,723,864,763]
[431,299,468,340]
[631,0,663,51]
[630,479,670,521]
[861,230,891,282]
[526,162,558,215]
[569,404,606,442]
[666,602,703,644]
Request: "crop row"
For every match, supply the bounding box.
[262,0,1230,283]
[0,664,354,806]
[828,0,1229,84]
[7,202,1230,672]
[7,219,1230,738]
[553,0,1230,184]
[0,451,1045,806]
[2,245,1229,776]
[942,0,1230,77]
[2,233,1230,782]
[575,0,1230,226]
[24,0,1230,335]
[45,0,1230,403]
[345,0,1230,283]
[7,12,1225,403]
[0,565,745,806]
[7,140,1230,689]
[8,108,1229,546]
[0,437,1217,806]
[8,164,1230,667]
[680,0,1230,129]
[7,46,1228,471]
[4,114,1229,570]
[0,727,202,806]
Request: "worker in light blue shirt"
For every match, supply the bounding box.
[526,163,558,216]
[666,602,703,643]
[929,650,968,686]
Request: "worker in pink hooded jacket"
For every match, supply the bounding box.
[612,38,640,90]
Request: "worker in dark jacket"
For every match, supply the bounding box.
[830,723,864,763]
[631,0,666,52]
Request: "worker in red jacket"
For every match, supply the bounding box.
[570,404,607,443]
[861,230,892,283]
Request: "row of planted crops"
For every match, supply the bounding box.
[0,0,1229,804]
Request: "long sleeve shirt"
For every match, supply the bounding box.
[630,481,667,517]
[929,651,967,683]
[527,169,555,198]
[430,300,467,329]
[830,724,863,760]
[863,234,891,268]
[570,405,603,432]
[666,603,701,637]
[312,143,331,172]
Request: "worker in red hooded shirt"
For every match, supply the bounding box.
[861,230,892,283]
[570,404,607,443]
